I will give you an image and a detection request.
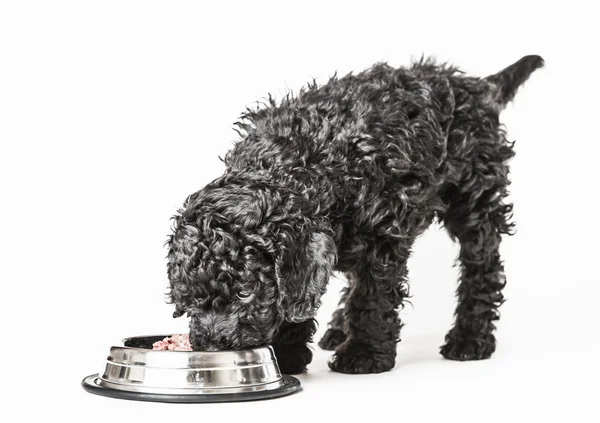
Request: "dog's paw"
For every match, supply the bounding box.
[318,328,347,351]
[273,344,313,375]
[328,341,395,374]
[440,332,496,361]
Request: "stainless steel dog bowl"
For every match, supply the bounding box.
[81,335,301,403]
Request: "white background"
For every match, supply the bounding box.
[1,1,598,422]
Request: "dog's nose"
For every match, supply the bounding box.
[212,334,234,351]
[191,331,233,352]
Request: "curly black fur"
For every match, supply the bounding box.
[166,55,543,374]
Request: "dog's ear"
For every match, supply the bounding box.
[275,231,337,322]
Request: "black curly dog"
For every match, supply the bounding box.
[166,55,543,374]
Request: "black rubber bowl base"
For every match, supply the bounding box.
[81,374,301,403]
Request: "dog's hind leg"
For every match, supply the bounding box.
[272,319,316,374]
[328,252,410,374]
[318,286,349,350]
[440,168,514,361]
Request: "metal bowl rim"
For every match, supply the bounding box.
[118,334,274,355]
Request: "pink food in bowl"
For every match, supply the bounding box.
[152,334,192,351]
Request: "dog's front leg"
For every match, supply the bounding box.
[272,320,316,374]
[328,264,409,374]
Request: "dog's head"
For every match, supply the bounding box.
[166,173,337,351]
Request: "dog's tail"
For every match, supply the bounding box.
[485,55,544,109]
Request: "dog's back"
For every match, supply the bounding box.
[226,61,458,236]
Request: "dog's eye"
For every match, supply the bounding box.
[236,291,251,300]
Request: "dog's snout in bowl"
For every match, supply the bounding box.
[188,310,270,352]
[189,312,238,351]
